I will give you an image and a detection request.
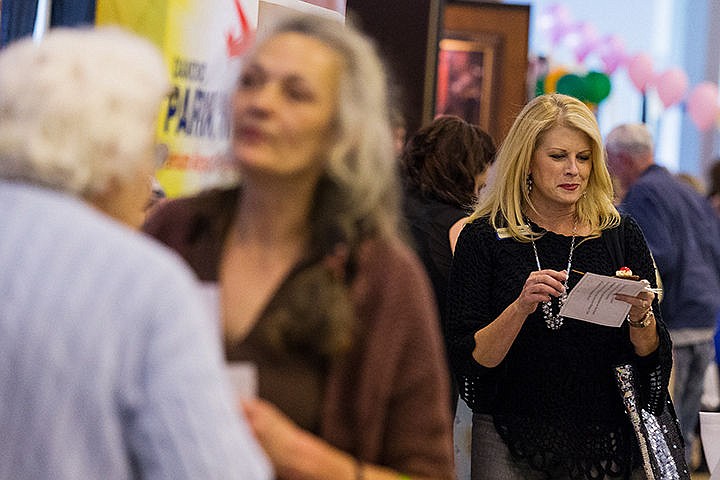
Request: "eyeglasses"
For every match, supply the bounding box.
[154,143,169,169]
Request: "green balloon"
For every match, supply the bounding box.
[556,74,586,101]
[585,71,612,103]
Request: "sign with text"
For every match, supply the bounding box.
[96,0,345,197]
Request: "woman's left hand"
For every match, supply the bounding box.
[615,288,660,356]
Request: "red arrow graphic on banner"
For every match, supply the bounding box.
[226,0,254,58]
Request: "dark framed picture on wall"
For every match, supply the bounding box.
[436,0,530,144]
[435,32,501,132]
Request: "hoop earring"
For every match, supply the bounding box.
[526,174,533,194]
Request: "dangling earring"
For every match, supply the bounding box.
[526,174,533,194]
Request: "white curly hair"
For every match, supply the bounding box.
[0,26,170,196]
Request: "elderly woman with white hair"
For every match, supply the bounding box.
[0,27,167,228]
[144,12,455,480]
[0,27,272,480]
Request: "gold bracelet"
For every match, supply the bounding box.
[355,459,364,480]
[627,308,653,328]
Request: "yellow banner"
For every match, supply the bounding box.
[97,0,257,197]
[97,0,344,197]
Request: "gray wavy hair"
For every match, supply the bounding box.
[0,27,170,196]
[247,13,402,356]
[254,13,400,242]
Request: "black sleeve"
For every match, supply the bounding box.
[621,215,673,414]
[444,220,509,411]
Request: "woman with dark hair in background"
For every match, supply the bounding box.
[400,114,496,405]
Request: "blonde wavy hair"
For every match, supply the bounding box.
[469,93,619,241]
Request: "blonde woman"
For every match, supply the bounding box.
[445,94,684,479]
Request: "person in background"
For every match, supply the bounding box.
[707,158,720,216]
[0,27,271,480]
[390,104,408,159]
[675,172,706,196]
[606,123,720,470]
[399,114,495,480]
[400,114,496,400]
[675,170,720,471]
[707,158,720,415]
[144,13,455,480]
[446,94,681,479]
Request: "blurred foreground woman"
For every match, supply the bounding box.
[145,13,455,480]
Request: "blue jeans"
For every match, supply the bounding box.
[672,340,716,463]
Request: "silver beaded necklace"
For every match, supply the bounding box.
[530,221,577,330]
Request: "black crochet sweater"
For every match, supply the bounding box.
[445,215,673,479]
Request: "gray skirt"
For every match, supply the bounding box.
[470,413,647,480]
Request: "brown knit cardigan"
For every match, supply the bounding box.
[143,187,455,480]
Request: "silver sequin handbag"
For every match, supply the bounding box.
[615,364,690,480]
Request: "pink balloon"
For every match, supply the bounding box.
[540,3,574,46]
[655,67,689,108]
[541,3,573,28]
[549,22,574,46]
[627,53,654,92]
[687,82,720,131]
[598,35,626,75]
[573,22,600,63]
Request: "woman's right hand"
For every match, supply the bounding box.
[241,398,436,480]
[241,398,307,478]
[472,268,568,368]
[514,269,568,316]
